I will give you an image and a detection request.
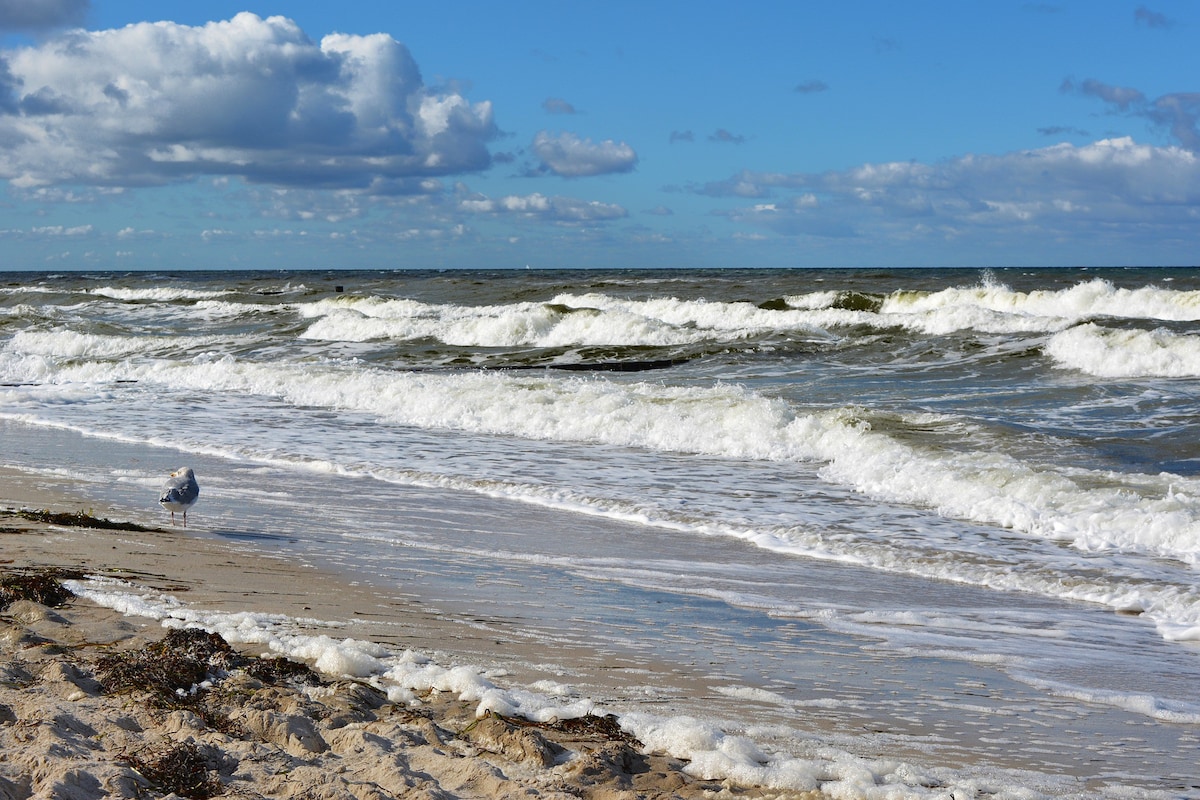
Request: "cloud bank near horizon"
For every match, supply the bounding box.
[705,137,1200,245]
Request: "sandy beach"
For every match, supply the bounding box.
[0,469,813,800]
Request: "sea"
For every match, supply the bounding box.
[2,267,1198,798]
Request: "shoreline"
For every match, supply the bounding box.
[1,469,810,799]
[4,458,1194,799]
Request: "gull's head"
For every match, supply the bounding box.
[172,467,195,478]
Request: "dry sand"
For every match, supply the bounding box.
[0,468,816,799]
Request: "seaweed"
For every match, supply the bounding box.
[119,740,224,800]
[466,710,640,746]
[543,712,636,743]
[96,627,246,736]
[96,627,326,737]
[242,655,322,686]
[97,628,236,700]
[0,567,84,611]
[0,508,162,532]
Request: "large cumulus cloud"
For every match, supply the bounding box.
[0,13,497,189]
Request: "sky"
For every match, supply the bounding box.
[0,1,1197,270]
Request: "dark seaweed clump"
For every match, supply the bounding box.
[96,628,240,702]
[96,628,322,732]
[0,567,84,611]
[472,710,640,746]
[545,712,636,743]
[243,655,323,686]
[1,508,162,532]
[118,740,224,800]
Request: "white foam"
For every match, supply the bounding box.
[291,278,1200,350]
[63,577,1080,799]
[1014,673,1200,725]
[1046,323,1200,378]
[88,286,236,302]
[879,278,1200,323]
[9,345,1200,578]
[296,293,828,347]
[6,329,235,359]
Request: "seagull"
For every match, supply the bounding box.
[159,467,199,527]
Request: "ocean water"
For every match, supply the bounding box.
[2,267,1199,797]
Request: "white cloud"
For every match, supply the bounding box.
[531,131,637,177]
[29,223,93,236]
[712,137,1200,241]
[459,190,627,224]
[0,13,497,189]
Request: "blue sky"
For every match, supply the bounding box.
[0,1,1197,269]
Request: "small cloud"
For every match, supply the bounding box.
[1134,5,1175,29]
[644,205,673,216]
[1063,77,1200,150]
[794,80,829,95]
[669,130,694,144]
[1037,125,1090,137]
[1061,77,1146,111]
[709,129,746,145]
[31,224,93,236]
[873,37,901,54]
[531,131,638,177]
[459,190,627,223]
[542,97,577,115]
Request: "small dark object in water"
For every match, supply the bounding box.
[832,290,883,313]
[548,358,689,373]
[335,285,344,293]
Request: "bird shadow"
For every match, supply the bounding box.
[207,528,300,544]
